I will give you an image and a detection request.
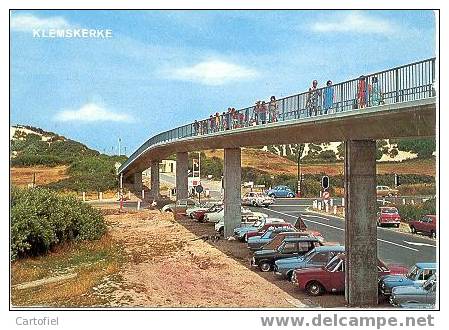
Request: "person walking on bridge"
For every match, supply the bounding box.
[368,76,382,107]
[209,115,215,133]
[306,80,321,117]
[260,101,267,124]
[269,96,278,122]
[253,101,261,125]
[357,75,367,109]
[215,112,220,132]
[323,80,334,114]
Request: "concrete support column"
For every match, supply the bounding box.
[344,140,378,306]
[133,172,143,192]
[176,152,188,200]
[150,160,160,199]
[223,148,241,237]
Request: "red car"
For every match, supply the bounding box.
[377,207,401,227]
[409,215,437,239]
[246,223,295,240]
[292,254,408,296]
[192,205,222,222]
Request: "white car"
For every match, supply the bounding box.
[215,212,268,234]
[205,207,253,223]
[241,192,274,207]
[185,201,222,218]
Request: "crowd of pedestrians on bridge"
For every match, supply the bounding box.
[193,75,384,136]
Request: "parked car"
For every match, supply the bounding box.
[247,228,298,251]
[274,245,345,281]
[192,203,223,222]
[293,253,408,296]
[186,201,221,218]
[379,262,437,296]
[261,231,324,251]
[409,215,437,239]
[246,222,295,241]
[204,207,254,223]
[377,206,401,227]
[390,275,436,307]
[266,185,296,198]
[234,217,285,241]
[161,198,199,214]
[242,192,275,207]
[250,237,322,272]
[397,302,435,309]
[376,185,399,197]
[214,213,267,235]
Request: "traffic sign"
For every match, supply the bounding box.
[322,191,330,200]
[195,185,204,194]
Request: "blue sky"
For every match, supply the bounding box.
[10,10,436,155]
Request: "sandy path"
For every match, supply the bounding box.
[102,210,306,308]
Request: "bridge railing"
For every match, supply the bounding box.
[119,57,435,173]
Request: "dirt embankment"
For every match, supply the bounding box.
[98,210,304,308]
[10,165,70,187]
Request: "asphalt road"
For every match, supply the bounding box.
[251,198,437,268]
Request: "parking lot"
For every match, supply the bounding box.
[170,196,436,308]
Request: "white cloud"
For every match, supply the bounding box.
[311,11,396,35]
[11,13,71,32]
[168,59,259,85]
[54,103,133,123]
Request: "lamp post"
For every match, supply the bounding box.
[296,144,305,197]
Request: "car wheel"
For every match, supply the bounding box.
[395,224,400,228]
[410,226,416,234]
[305,281,324,296]
[431,231,436,239]
[219,227,224,236]
[377,221,382,227]
[259,261,272,272]
[288,193,295,198]
[165,209,173,213]
[287,271,294,281]
[242,234,247,242]
[269,194,276,198]
[252,201,257,207]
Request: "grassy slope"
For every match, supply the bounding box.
[11,232,125,307]
[205,149,436,177]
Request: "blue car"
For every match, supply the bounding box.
[247,227,296,251]
[266,185,295,198]
[379,262,437,296]
[233,218,285,241]
[274,245,345,280]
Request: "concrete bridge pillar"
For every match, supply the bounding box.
[223,148,242,237]
[176,152,188,200]
[150,160,160,200]
[344,140,378,306]
[133,172,143,193]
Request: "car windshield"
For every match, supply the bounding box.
[382,208,398,214]
[423,277,435,291]
[304,251,317,262]
[325,255,342,271]
[406,265,419,280]
[253,220,263,227]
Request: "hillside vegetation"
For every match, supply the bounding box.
[10,125,126,192]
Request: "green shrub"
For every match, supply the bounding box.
[11,187,106,260]
[397,197,436,222]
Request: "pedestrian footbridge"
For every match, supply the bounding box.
[118,57,437,307]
